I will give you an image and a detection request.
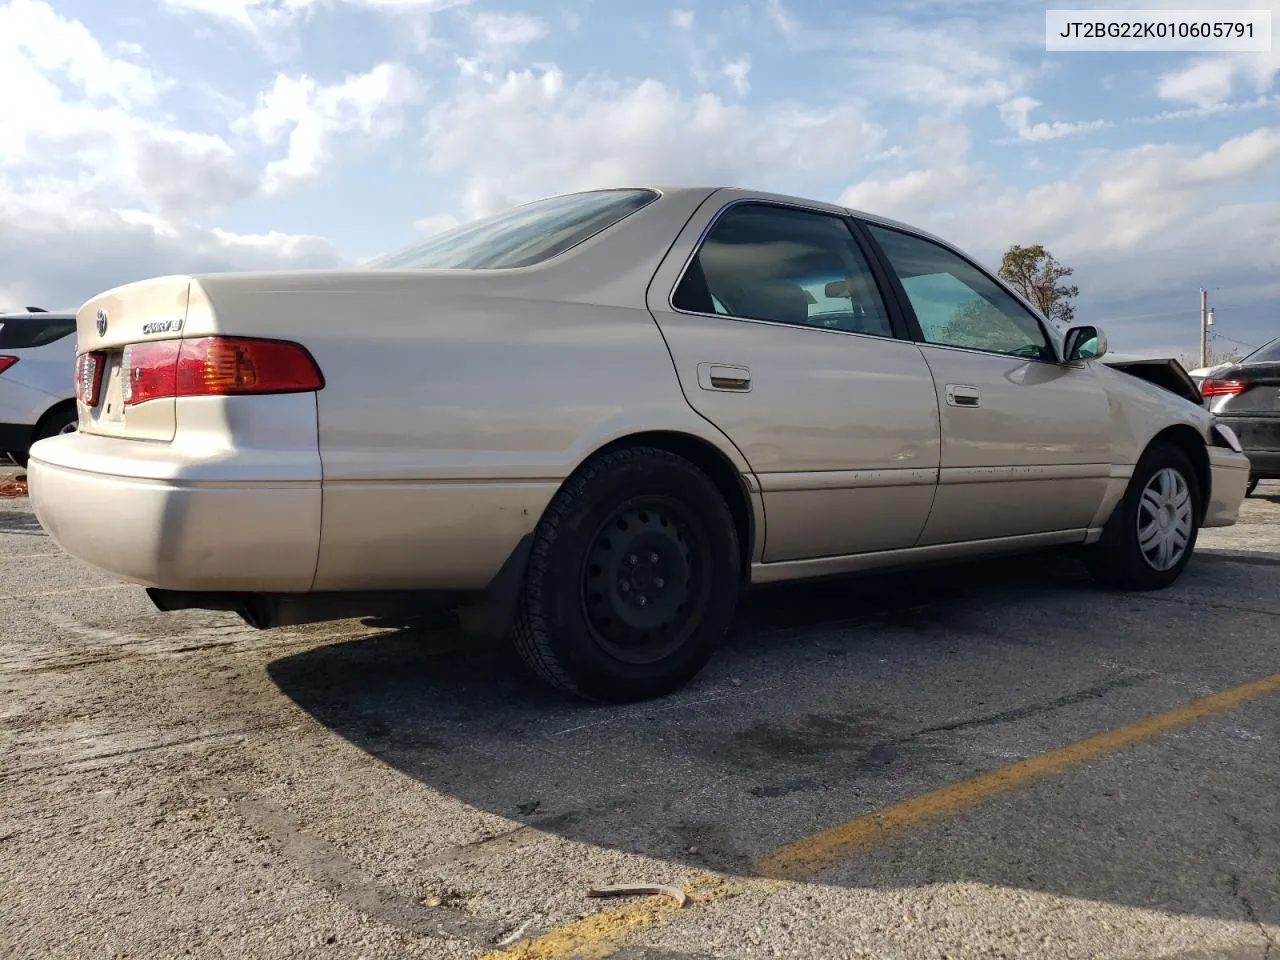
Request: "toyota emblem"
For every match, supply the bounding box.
[95,308,108,337]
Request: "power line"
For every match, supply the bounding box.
[1210,331,1258,351]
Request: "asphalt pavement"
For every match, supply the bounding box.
[2,473,1278,960]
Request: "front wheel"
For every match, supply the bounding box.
[512,447,741,702]
[1085,442,1201,590]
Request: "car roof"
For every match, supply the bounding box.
[640,185,960,250]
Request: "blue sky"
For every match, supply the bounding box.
[1,0,1277,362]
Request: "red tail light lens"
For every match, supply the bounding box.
[76,351,106,406]
[122,337,324,406]
[0,356,17,376]
[1200,378,1246,397]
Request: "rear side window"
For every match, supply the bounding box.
[673,203,894,337]
[0,316,76,349]
[367,189,659,270]
[1243,337,1280,364]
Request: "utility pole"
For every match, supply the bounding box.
[1199,287,1208,368]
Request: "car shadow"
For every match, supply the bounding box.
[267,551,1277,929]
[0,509,46,535]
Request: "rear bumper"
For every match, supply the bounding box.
[27,432,321,592]
[1203,447,1251,528]
[0,421,34,453]
[1240,448,1280,478]
[1215,416,1280,477]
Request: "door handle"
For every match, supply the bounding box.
[697,363,752,392]
[945,384,981,407]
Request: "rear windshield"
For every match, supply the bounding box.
[367,189,659,270]
[1243,336,1280,364]
[0,315,76,349]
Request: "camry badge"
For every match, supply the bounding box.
[95,308,108,337]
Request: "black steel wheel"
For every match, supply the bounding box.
[513,446,741,702]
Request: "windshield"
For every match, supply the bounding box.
[1242,336,1280,364]
[367,189,659,271]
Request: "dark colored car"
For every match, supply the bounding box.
[1201,335,1280,496]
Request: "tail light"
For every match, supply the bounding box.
[1199,378,1247,397]
[76,351,106,406]
[121,337,324,406]
[0,356,16,376]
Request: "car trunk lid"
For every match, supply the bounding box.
[75,276,197,443]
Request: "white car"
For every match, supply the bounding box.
[0,310,78,466]
[28,186,1252,701]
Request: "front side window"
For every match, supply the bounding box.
[673,204,894,338]
[867,225,1052,362]
[367,189,658,270]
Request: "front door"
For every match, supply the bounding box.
[862,222,1112,545]
[646,194,941,562]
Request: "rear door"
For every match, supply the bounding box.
[860,222,1112,545]
[646,193,941,563]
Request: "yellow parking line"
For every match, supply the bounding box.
[479,671,1280,959]
[757,670,1280,879]
[481,876,736,960]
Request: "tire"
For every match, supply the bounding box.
[11,406,77,468]
[1246,478,1259,498]
[1085,442,1202,591]
[512,446,741,702]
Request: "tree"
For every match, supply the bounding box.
[1178,344,1242,371]
[998,244,1079,328]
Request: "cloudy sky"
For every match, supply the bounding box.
[2,0,1277,358]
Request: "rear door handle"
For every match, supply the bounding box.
[698,363,752,392]
[945,383,981,407]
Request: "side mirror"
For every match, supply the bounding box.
[1063,325,1108,362]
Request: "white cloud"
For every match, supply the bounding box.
[722,56,751,96]
[0,0,342,313]
[156,0,471,34]
[249,63,420,194]
[1,0,157,109]
[0,0,252,217]
[670,9,694,30]
[423,67,884,219]
[0,200,343,313]
[838,122,982,214]
[469,11,545,47]
[998,96,1108,142]
[836,123,1280,354]
[761,6,1031,112]
[1158,49,1280,108]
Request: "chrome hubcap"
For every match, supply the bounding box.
[1137,467,1193,571]
[58,421,77,435]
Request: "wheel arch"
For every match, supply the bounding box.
[460,428,759,640]
[591,430,757,580]
[1147,423,1211,519]
[33,398,78,440]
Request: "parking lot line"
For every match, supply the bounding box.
[482,670,1280,959]
[757,669,1280,880]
